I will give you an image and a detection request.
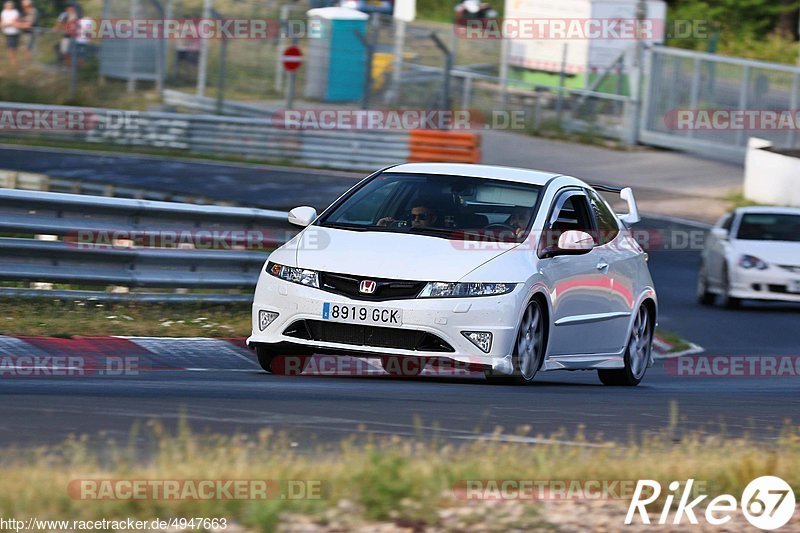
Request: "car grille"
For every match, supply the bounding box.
[319,272,426,301]
[283,320,454,352]
[778,265,800,274]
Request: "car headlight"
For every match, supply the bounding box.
[419,282,516,298]
[738,255,768,270]
[267,262,319,288]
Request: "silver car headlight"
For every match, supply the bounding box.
[419,282,516,298]
[267,262,319,288]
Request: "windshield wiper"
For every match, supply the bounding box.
[322,222,371,231]
[409,226,518,243]
[323,222,397,232]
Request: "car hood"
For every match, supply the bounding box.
[731,239,800,266]
[291,226,518,282]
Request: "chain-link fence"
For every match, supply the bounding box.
[640,46,800,160]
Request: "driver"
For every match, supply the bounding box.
[377,205,438,228]
[507,207,532,237]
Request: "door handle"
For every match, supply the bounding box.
[596,261,609,271]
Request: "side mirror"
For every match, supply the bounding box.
[288,206,318,227]
[710,227,729,240]
[618,187,641,226]
[541,230,596,258]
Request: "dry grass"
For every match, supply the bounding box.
[0,420,798,531]
[0,298,251,337]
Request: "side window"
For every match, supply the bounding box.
[587,189,619,245]
[541,191,594,250]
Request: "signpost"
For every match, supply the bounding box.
[282,45,304,110]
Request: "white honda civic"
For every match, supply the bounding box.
[248,163,657,385]
[698,206,800,308]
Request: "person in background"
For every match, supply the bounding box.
[16,0,38,61]
[54,3,78,65]
[1,0,20,67]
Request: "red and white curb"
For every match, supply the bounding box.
[0,334,701,376]
[0,336,464,377]
[653,334,705,359]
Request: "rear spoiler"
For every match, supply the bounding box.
[591,184,641,226]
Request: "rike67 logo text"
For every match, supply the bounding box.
[626,476,795,530]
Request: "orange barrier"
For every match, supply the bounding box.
[408,130,481,164]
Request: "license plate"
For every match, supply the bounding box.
[788,280,800,293]
[322,302,402,326]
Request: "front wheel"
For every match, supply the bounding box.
[719,267,741,309]
[255,346,310,375]
[598,304,653,386]
[485,299,546,385]
[697,264,715,306]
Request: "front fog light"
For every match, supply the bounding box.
[462,331,492,353]
[259,310,279,331]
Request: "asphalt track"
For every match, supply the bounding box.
[0,148,799,448]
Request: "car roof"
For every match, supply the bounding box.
[387,163,563,186]
[735,206,800,216]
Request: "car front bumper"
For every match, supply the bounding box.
[730,266,800,302]
[246,271,529,375]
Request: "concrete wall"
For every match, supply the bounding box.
[743,138,800,207]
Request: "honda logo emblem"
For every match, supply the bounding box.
[359,280,377,294]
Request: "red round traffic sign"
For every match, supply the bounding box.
[282,46,303,71]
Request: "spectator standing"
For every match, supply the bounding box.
[16,0,37,61]
[54,3,78,65]
[1,0,20,67]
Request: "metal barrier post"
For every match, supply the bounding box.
[68,37,77,100]
[430,32,452,111]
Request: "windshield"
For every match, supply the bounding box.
[317,173,542,242]
[736,213,800,242]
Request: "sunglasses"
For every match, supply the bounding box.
[411,213,429,221]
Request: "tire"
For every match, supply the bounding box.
[380,356,426,377]
[719,266,741,310]
[598,304,653,386]
[485,299,546,385]
[255,345,309,376]
[696,264,715,306]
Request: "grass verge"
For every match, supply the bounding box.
[0,298,251,337]
[0,420,798,531]
[1,298,690,346]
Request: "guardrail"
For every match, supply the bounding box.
[163,90,274,118]
[0,188,295,302]
[0,101,481,170]
[0,169,235,205]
